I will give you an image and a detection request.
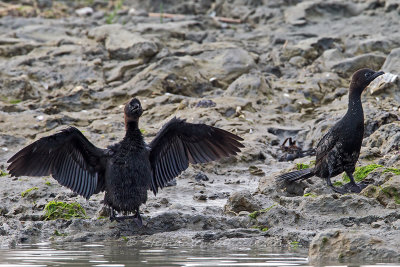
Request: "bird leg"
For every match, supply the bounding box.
[343,171,368,193]
[326,176,347,194]
[108,207,143,227]
[109,207,119,222]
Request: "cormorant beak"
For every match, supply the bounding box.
[131,103,141,111]
[370,71,384,82]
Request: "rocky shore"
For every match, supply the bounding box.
[0,0,399,264]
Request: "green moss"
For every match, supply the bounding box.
[21,187,38,198]
[251,226,269,232]
[333,181,343,187]
[381,186,400,205]
[0,170,7,177]
[322,237,328,244]
[97,216,107,220]
[105,0,124,24]
[121,236,128,241]
[45,181,51,186]
[342,164,383,182]
[140,129,147,134]
[290,241,300,249]
[10,99,22,104]
[44,201,86,220]
[249,204,276,219]
[303,193,317,198]
[53,230,67,237]
[296,163,309,170]
[383,167,400,175]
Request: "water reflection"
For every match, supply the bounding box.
[0,242,309,267]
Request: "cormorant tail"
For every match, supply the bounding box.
[276,168,314,182]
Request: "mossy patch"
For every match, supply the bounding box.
[290,241,300,249]
[44,201,86,220]
[297,163,309,170]
[21,187,38,198]
[249,204,276,219]
[303,193,317,198]
[0,170,7,177]
[333,181,343,187]
[381,186,400,205]
[251,226,269,231]
[53,230,67,237]
[383,167,400,175]
[296,161,315,170]
[342,164,383,183]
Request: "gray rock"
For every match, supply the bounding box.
[365,122,400,155]
[88,24,159,60]
[382,47,400,73]
[224,72,271,98]
[224,191,261,214]
[309,229,400,264]
[331,53,386,78]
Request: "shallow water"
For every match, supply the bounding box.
[0,241,309,267]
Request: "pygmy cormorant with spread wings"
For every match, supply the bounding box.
[7,98,244,225]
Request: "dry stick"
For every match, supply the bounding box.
[148,12,241,24]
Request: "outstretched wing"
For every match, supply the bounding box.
[148,117,244,195]
[7,127,106,199]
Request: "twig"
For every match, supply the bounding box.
[148,12,242,24]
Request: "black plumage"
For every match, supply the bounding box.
[277,68,384,193]
[7,98,244,225]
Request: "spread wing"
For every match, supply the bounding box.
[7,127,106,199]
[149,117,244,195]
[315,126,340,164]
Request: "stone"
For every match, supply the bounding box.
[365,122,400,154]
[331,53,386,78]
[75,7,94,17]
[224,191,261,214]
[88,24,159,60]
[309,229,400,264]
[224,72,271,98]
[382,47,400,73]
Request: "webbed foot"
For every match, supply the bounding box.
[328,184,348,194]
[342,181,369,193]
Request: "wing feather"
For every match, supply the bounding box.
[7,127,105,199]
[149,117,244,195]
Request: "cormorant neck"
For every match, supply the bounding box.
[125,120,141,138]
[347,89,363,118]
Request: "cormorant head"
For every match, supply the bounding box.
[350,68,384,94]
[124,98,143,122]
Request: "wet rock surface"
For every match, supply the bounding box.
[0,0,400,264]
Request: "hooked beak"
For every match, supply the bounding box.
[369,71,385,82]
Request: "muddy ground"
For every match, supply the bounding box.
[0,0,400,264]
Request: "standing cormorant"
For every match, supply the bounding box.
[7,98,244,225]
[277,68,384,194]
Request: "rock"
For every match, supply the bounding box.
[224,72,271,98]
[75,7,94,16]
[382,47,400,73]
[331,53,386,78]
[364,122,400,155]
[194,172,209,182]
[282,37,340,63]
[194,46,256,88]
[224,191,261,214]
[88,24,159,60]
[0,75,38,101]
[309,229,400,264]
[285,1,361,25]
[355,37,399,55]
